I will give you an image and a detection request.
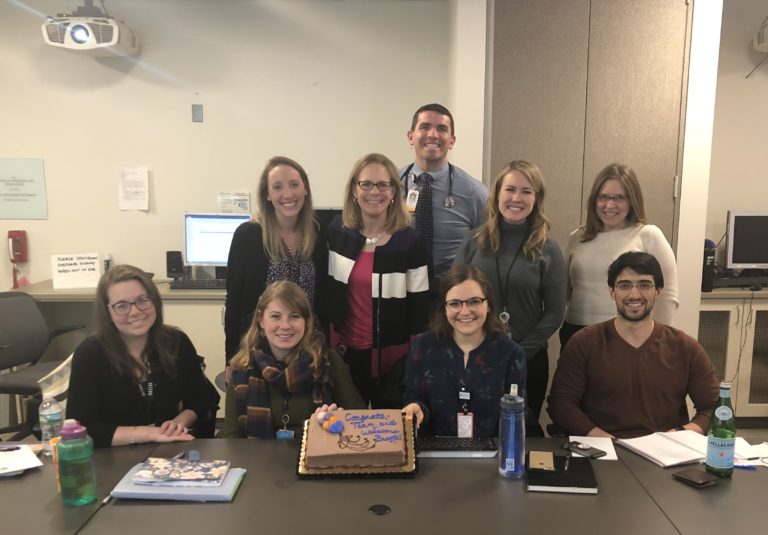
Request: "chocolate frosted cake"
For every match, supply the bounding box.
[304,409,407,469]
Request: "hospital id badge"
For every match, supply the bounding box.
[276,429,294,440]
[406,188,419,213]
[457,412,474,438]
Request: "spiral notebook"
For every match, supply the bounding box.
[617,430,748,468]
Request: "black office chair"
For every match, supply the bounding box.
[0,291,84,440]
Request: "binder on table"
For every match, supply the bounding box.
[111,463,246,502]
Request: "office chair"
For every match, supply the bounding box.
[0,291,84,440]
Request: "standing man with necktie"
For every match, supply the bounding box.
[401,103,488,288]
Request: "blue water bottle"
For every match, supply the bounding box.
[499,384,525,479]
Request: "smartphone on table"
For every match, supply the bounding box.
[561,440,607,459]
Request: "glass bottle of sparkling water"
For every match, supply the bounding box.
[705,381,736,478]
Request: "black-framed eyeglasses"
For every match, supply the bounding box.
[357,181,393,192]
[613,281,655,292]
[445,297,487,310]
[108,295,154,316]
[597,193,628,203]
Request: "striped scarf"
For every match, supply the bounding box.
[233,348,331,438]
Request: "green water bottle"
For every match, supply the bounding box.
[705,381,736,478]
[57,419,97,506]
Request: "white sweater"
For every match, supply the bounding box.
[564,224,679,326]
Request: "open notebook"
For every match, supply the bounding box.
[617,430,750,468]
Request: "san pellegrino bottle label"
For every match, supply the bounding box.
[706,436,735,468]
[715,405,733,419]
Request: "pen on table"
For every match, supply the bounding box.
[102,494,112,505]
[564,454,571,471]
[0,446,21,452]
[171,451,185,460]
[734,465,757,471]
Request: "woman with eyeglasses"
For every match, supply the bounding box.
[67,265,219,448]
[225,156,327,381]
[454,160,565,435]
[322,153,429,408]
[221,280,364,438]
[402,265,526,437]
[560,163,679,349]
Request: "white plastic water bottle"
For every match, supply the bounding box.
[39,394,64,457]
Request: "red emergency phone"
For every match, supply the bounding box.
[8,230,28,263]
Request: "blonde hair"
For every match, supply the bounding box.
[230,281,325,374]
[341,153,410,233]
[581,163,647,242]
[474,160,550,260]
[256,156,317,259]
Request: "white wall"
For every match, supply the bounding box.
[707,0,768,259]
[448,0,487,182]
[1,0,487,287]
[675,0,722,336]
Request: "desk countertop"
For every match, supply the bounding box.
[16,279,225,302]
[701,287,768,300]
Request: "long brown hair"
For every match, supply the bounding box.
[231,280,325,376]
[256,156,317,259]
[430,265,506,342]
[94,264,178,379]
[341,153,410,233]
[474,160,551,260]
[581,163,647,242]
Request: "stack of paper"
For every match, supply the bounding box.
[0,445,43,477]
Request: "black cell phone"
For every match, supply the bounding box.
[561,440,607,459]
[672,468,719,489]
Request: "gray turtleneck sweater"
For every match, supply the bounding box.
[454,221,567,359]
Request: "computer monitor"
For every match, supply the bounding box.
[184,213,251,267]
[725,210,768,270]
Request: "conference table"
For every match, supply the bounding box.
[2,438,765,535]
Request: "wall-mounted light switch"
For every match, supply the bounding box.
[192,104,204,122]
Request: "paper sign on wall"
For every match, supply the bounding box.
[119,167,149,211]
[51,253,101,289]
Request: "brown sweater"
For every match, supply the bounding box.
[547,320,719,438]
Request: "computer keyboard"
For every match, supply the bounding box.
[712,276,768,289]
[417,436,498,458]
[170,278,227,290]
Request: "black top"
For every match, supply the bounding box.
[66,331,220,448]
[224,221,329,363]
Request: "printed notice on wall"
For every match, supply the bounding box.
[51,253,101,289]
[217,191,250,214]
[119,167,149,211]
[0,158,48,220]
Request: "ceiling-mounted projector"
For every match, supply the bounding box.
[41,0,138,57]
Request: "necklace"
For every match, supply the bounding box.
[362,230,384,245]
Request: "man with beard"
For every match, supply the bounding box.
[547,252,718,439]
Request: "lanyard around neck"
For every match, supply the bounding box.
[495,244,524,325]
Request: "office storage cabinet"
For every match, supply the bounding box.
[699,291,768,417]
